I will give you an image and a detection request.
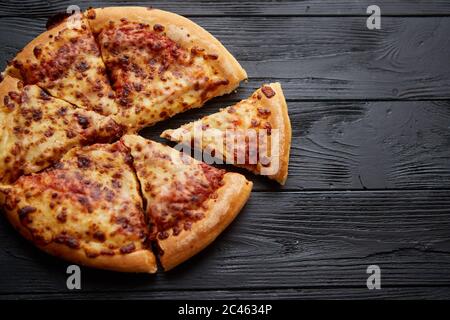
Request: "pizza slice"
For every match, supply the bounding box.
[161,82,291,184]
[87,7,247,131]
[1,142,156,273]
[4,12,118,116]
[121,135,252,271]
[0,75,122,186]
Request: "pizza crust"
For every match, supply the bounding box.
[87,6,247,96]
[262,82,291,185]
[3,15,83,79]
[2,179,157,274]
[158,172,253,271]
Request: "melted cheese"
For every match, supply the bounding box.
[97,21,230,131]
[161,85,279,174]
[4,142,148,257]
[10,18,118,115]
[122,135,224,239]
[0,77,122,184]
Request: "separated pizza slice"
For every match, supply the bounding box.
[121,135,252,271]
[161,82,291,184]
[1,142,156,273]
[0,75,122,186]
[4,12,118,115]
[87,7,247,131]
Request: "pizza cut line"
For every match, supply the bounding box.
[4,13,119,116]
[0,74,123,187]
[0,6,291,273]
[87,7,248,132]
[122,135,252,271]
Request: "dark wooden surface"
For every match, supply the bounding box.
[0,1,449,300]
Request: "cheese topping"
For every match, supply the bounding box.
[4,142,148,257]
[0,76,122,184]
[122,135,225,240]
[162,85,280,174]
[97,20,230,130]
[9,17,118,115]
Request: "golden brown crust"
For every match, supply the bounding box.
[266,82,291,185]
[2,142,158,273]
[159,172,252,271]
[87,6,247,91]
[4,204,156,273]
[4,18,72,79]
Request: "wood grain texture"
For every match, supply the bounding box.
[0,1,449,300]
[1,190,449,294]
[1,0,450,17]
[2,287,450,300]
[1,16,450,100]
[144,100,450,191]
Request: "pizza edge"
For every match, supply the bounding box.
[158,172,253,271]
[0,144,158,274]
[3,15,83,80]
[2,192,156,273]
[267,82,291,185]
[87,6,248,93]
[0,76,23,188]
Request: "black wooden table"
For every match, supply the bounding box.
[1,0,450,300]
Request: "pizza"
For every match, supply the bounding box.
[0,136,252,272]
[0,6,289,273]
[87,7,247,131]
[161,83,291,184]
[121,135,252,271]
[1,142,157,273]
[0,75,122,187]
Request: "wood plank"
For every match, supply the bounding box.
[1,287,450,299]
[1,190,449,293]
[1,16,450,100]
[143,100,450,191]
[1,1,450,17]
